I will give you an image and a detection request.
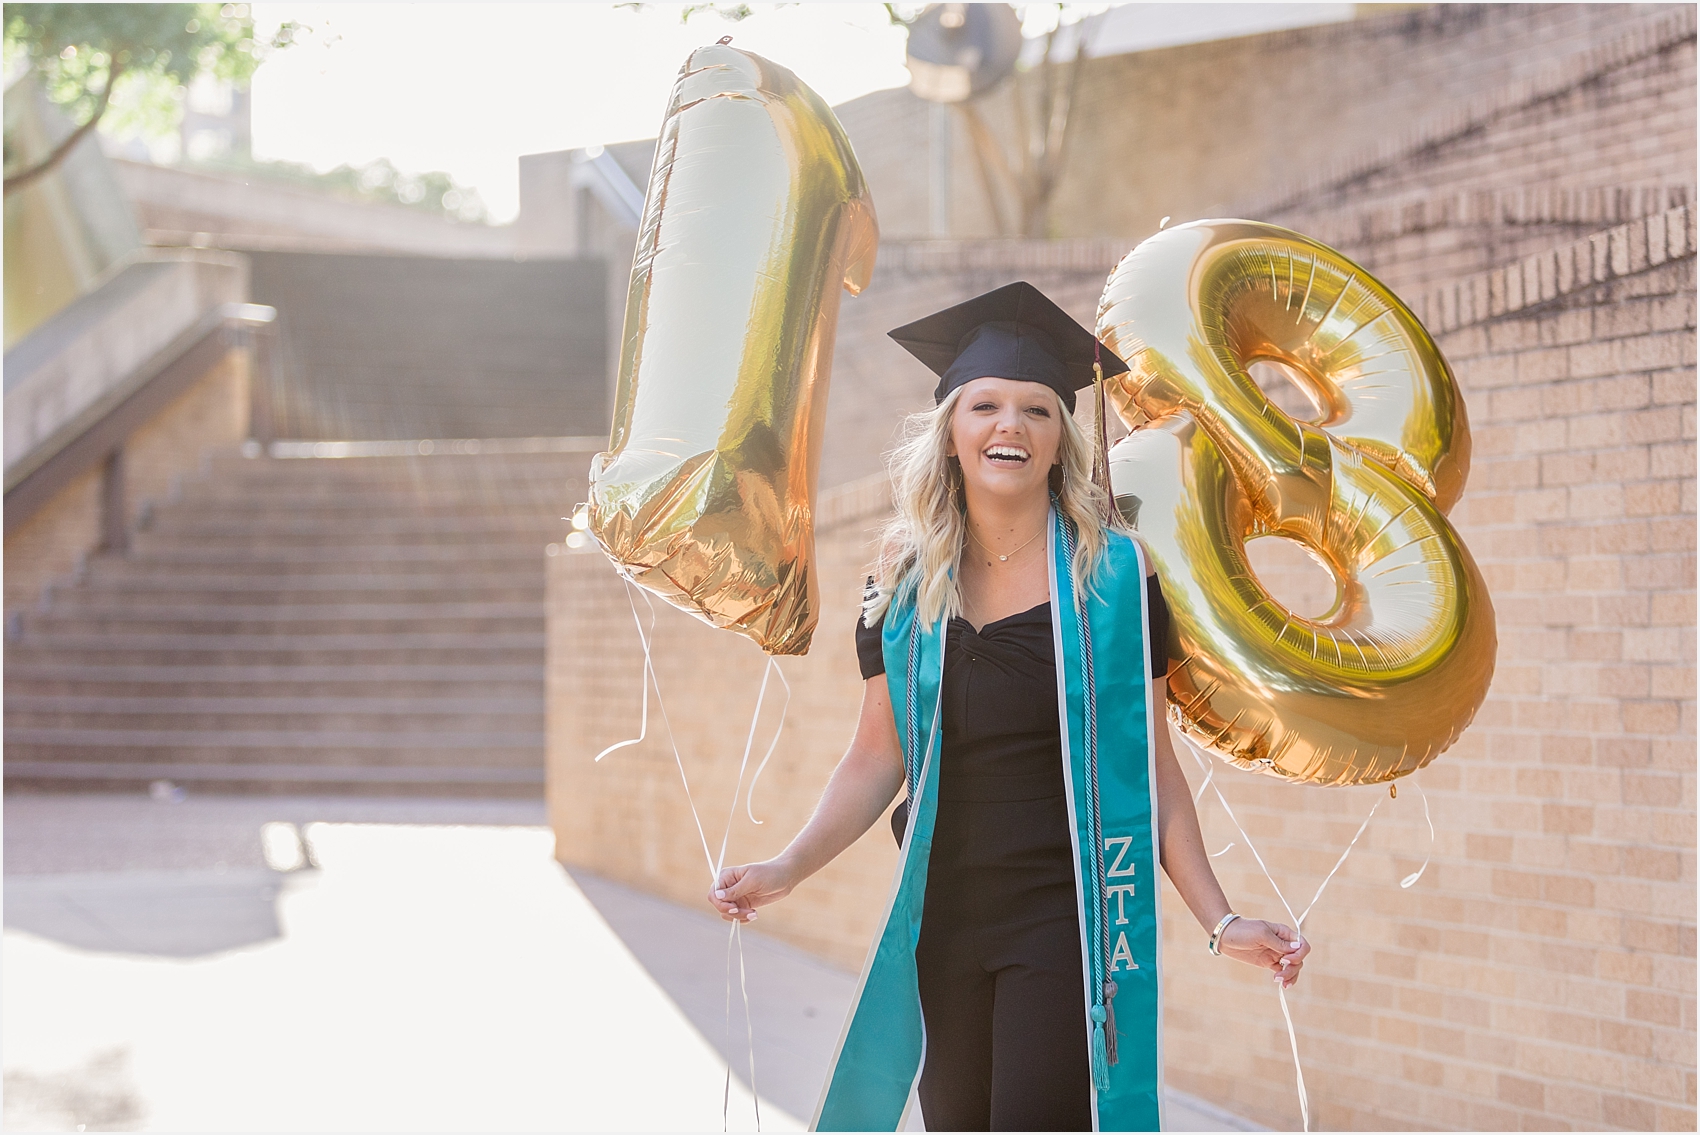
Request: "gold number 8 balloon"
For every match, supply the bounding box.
[1099,220,1496,787]
[588,44,878,656]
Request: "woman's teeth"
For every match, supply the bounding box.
[985,446,1029,465]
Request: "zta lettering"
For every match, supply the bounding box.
[1103,835,1136,878]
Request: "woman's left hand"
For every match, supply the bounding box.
[1219,918,1310,988]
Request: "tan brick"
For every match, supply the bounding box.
[1622,919,1687,955]
[1624,1057,1689,1101]
[551,26,1700,1126]
[1651,366,1696,405]
[1623,701,1683,734]
[1626,480,1684,517]
[1602,1092,1658,1129]
[1655,1104,1699,1131]
[1518,347,1571,383]
[1499,1072,1547,1109]
[1626,405,1687,443]
[1567,340,1617,379]
[1599,950,1657,986]
[1626,989,1685,1026]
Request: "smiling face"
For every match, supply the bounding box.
[947,376,1065,506]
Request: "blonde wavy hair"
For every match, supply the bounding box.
[864,385,1116,627]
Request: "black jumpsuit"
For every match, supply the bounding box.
[857,579,1169,1132]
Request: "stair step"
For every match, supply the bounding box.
[3,662,544,680]
[2,759,544,794]
[25,607,541,635]
[153,503,575,522]
[12,444,593,797]
[142,518,566,536]
[50,585,544,608]
[7,693,538,712]
[106,546,550,564]
[6,707,541,731]
[3,663,543,699]
[4,727,541,752]
[130,535,560,555]
[8,657,540,673]
[81,565,544,588]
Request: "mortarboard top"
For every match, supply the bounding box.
[886,281,1130,413]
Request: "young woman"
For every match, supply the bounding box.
[709,283,1309,1132]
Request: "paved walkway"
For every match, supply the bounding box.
[3,793,1262,1132]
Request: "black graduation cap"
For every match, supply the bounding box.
[886,281,1129,413]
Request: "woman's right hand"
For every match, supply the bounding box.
[710,858,798,923]
[708,676,905,925]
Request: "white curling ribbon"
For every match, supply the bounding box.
[593,580,657,762]
[1400,781,1435,889]
[741,661,792,826]
[1192,760,1214,803]
[600,581,718,877]
[723,920,762,1132]
[1180,736,1441,1132]
[603,579,782,1130]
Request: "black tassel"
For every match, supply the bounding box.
[1090,347,1114,523]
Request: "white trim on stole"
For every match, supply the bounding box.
[1131,535,1167,1131]
[809,642,944,1132]
[1046,511,1104,1133]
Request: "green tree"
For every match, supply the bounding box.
[191,152,490,224]
[3,3,294,196]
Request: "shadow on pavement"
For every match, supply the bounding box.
[568,867,858,1126]
[566,867,1268,1132]
[3,1046,145,1132]
[4,869,287,957]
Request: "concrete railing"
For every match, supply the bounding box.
[3,249,276,545]
[4,249,249,475]
[115,160,518,258]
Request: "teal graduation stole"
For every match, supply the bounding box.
[814,509,1164,1132]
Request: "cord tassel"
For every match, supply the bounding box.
[1103,979,1119,1067]
[1090,350,1113,520]
[1089,1003,1110,1092]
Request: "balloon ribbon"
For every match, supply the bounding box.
[1178,735,1429,1133]
[600,579,788,1130]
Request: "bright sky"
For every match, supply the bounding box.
[243,3,1351,226]
[247,4,915,223]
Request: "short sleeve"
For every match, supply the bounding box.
[856,577,886,680]
[1146,573,1170,679]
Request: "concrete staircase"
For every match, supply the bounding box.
[5,442,596,796]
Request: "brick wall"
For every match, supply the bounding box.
[124,348,249,526]
[548,206,1695,1129]
[546,6,1695,1127]
[828,4,1693,244]
[3,465,102,617]
[1262,14,1696,295]
[547,476,899,971]
[1269,186,1691,296]
[1250,8,1696,219]
[1154,207,1695,1132]
[3,348,250,617]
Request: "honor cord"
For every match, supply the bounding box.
[1059,516,1117,1085]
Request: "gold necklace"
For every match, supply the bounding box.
[967,523,1044,565]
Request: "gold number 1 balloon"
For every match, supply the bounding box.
[1099,220,1496,786]
[588,44,878,656]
